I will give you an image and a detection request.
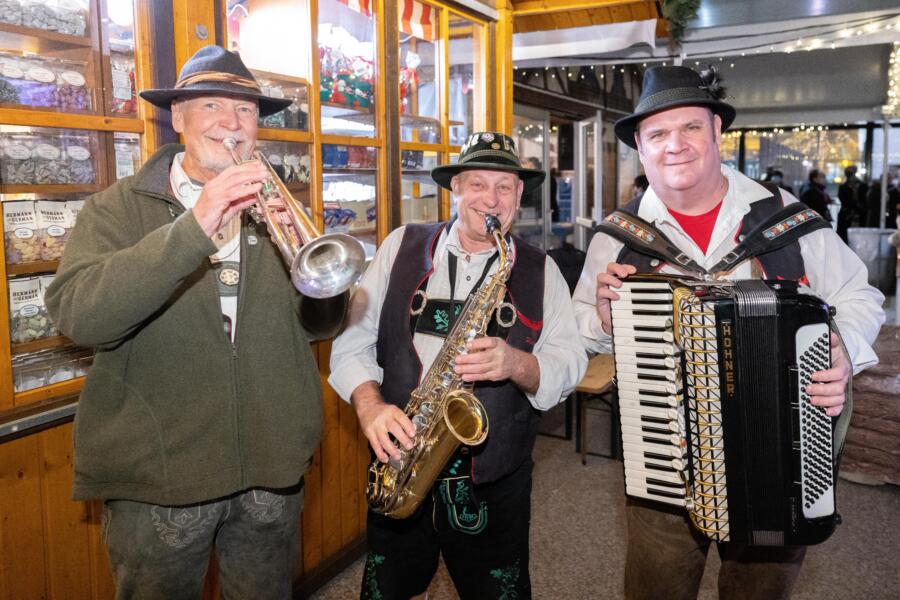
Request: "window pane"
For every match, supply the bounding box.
[401,150,438,224]
[448,14,483,146]
[318,0,377,137]
[322,143,377,258]
[399,1,440,143]
[225,0,311,131]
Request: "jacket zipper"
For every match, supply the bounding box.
[231,213,250,487]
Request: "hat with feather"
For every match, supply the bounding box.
[614,65,736,149]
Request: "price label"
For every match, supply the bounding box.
[112,69,132,100]
[115,148,135,179]
[60,70,86,86]
[26,67,55,83]
[5,144,31,160]
[34,143,61,160]
[67,145,91,161]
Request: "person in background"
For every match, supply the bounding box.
[330,133,587,599]
[632,174,649,202]
[837,165,867,241]
[800,168,833,222]
[573,65,884,600]
[45,45,346,598]
[765,168,795,195]
[864,169,900,228]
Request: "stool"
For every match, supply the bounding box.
[573,355,619,464]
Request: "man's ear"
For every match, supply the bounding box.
[171,101,185,134]
[712,113,723,148]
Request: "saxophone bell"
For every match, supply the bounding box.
[222,138,366,299]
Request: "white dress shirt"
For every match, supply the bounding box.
[573,164,885,374]
[329,220,588,410]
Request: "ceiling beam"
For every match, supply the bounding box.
[513,0,640,17]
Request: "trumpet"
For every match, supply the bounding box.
[223,138,366,298]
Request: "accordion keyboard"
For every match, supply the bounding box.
[611,280,688,507]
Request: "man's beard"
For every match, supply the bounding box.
[199,154,237,174]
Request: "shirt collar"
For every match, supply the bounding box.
[169,152,204,209]
[638,164,772,227]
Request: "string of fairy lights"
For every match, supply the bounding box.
[513,13,900,88]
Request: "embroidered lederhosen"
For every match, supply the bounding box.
[375,222,545,485]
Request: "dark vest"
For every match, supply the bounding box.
[376,222,546,484]
[616,183,809,282]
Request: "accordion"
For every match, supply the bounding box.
[611,275,838,546]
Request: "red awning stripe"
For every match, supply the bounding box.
[401,0,435,41]
[336,0,372,17]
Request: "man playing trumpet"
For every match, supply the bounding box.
[329,133,587,599]
[46,45,344,597]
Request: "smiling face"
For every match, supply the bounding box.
[450,169,523,252]
[171,95,259,182]
[635,105,723,204]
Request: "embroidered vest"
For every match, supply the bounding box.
[376,222,546,484]
[615,183,809,282]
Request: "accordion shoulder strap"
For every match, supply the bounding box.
[708,203,830,276]
[596,211,706,274]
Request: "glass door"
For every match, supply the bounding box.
[512,104,549,249]
[574,111,602,250]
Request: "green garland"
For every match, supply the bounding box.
[662,0,701,48]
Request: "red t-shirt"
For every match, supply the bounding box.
[668,201,723,254]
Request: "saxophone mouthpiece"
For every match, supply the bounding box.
[222,138,237,151]
[484,214,501,233]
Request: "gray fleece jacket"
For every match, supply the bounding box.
[46,144,327,505]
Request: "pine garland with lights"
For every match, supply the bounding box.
[662,0,701,48]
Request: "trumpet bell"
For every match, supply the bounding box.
[290,232,366,298]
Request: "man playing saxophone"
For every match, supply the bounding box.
[329,132,587,600]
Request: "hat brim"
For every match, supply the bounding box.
[614,99,736,149]
[140,84,293,117]
[431,163,546,194]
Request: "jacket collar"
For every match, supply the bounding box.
[131,143,185,201]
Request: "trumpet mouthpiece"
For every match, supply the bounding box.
[223,138,237,151]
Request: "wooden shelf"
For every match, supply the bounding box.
[14,376,84,407]
[0,183,102,195]
[321,101,373,115]
[6,260,58,276]
[11,335,73,355]
[251,68,309,87]
[0,23,92,53]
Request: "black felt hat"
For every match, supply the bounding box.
[431,132,546,194]
[614,66,736,149]
[139,45,292,117]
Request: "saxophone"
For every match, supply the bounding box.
[367,215,513,519]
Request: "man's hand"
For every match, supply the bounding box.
[454,337,540,394]
[191,161,269,236]
[807,333,851,417]
[351,381,416,463]
[595,262,637,335]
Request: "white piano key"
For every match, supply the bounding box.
[621,427,684,447]
[626,485,688,506]
[616,372,680,390]
[620,405,681,421]
[621,415,680,434]
[625,465,686,486]
[623,451,686,472]
[616,364,678,380]
[613,341,679,356]
[619,281,674,291]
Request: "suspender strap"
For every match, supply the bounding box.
[707,204,830,275]
[596,211,706,274]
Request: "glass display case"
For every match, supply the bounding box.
[225,0,312,132]
[448,12,484,146]
[401,149,438,224]
[318,0,377,137]
[322,143,377,257]
[399,0,440,144]
[0,0,143,411]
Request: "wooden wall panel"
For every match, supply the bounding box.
[87,501,115,600]
[0,434,46,599]
[39,426,93,598]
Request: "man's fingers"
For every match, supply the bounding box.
[607,262,637,278]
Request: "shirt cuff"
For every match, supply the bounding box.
[328,363,384,403]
